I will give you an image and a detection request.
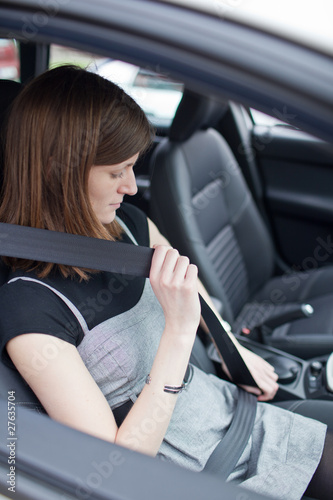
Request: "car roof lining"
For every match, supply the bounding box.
[0,1,333,143]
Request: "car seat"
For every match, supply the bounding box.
[0,79,23,286]
[150,89,333,359]
[0,79,47,409]
[0,79,23,192]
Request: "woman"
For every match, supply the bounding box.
[0,66,330,499]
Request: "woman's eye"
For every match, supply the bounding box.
[111,171,124,179]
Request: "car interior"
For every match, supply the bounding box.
[1,34,333,499]
[1,39,333,398]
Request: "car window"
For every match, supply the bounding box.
[0,39,19,80]
[49,44,99,70]
[49,44,183,127]
[250,108,297,128]
[133,68,183,92]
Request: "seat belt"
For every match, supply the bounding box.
[204,388,256,479]
[0,221,258,388]
[0,221,258,477]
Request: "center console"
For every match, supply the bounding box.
[238,336,333,402]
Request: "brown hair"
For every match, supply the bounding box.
[0,65,153,280]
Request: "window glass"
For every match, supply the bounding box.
[49,44,183,126]
[133,69,183,92]
[49,44,99,70]
[0,39,19,80]
[250,108,294,128]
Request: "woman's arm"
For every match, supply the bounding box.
[148,218,279,401]
[6,334,119,442]
[6,242,200,456]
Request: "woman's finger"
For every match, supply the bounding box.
[150,245,175,280]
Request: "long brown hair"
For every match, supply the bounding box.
[0,65,153,280]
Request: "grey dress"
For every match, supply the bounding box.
[7,219,327,500]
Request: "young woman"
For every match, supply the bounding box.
[0,66,331,500]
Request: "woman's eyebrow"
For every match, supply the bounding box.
[108,164,127,171]
[125,160,138,168]
[107,159,138,171]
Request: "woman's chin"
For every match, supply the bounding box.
[101,211,117,225]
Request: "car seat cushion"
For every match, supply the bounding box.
[253,267,333,304]
[275,399,333,430]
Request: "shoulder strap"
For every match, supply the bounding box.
[0,222,258,389]
[115,216,139,245]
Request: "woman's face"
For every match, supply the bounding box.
[88,153,139,224]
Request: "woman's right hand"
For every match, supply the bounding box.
[149,245,201,339]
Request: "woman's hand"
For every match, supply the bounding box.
[149,245,201,338]
[222,342,279,401]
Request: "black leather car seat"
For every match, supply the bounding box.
[0,79,46,410]
[0,79,23,286]
[150,89,333,359]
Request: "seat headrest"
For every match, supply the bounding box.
[169,89,228,142]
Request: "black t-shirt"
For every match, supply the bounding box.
[0,203,150,366]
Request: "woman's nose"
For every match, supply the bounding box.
[119,168,138,196]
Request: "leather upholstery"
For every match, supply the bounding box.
[0,80,22,286]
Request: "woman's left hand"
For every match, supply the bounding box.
[221,343,279,401]
[237,344,279,401]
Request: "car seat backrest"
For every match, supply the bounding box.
[0,79,23,286]
[0,79,23,178]
[150,89,275,324]
[0,80,41,408]
[0,261,9,286]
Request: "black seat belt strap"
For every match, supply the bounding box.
[0,222,152,277]
[203,389,257,480]
[199,296,256,388]
[114,386,257,478]
[0,222,258,388]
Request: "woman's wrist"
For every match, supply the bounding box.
[163,324,197,349]
[145,373,189,394]
[148,327,195,389]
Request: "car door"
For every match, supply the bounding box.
[219,103,333,273]
[252,116,333,272]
